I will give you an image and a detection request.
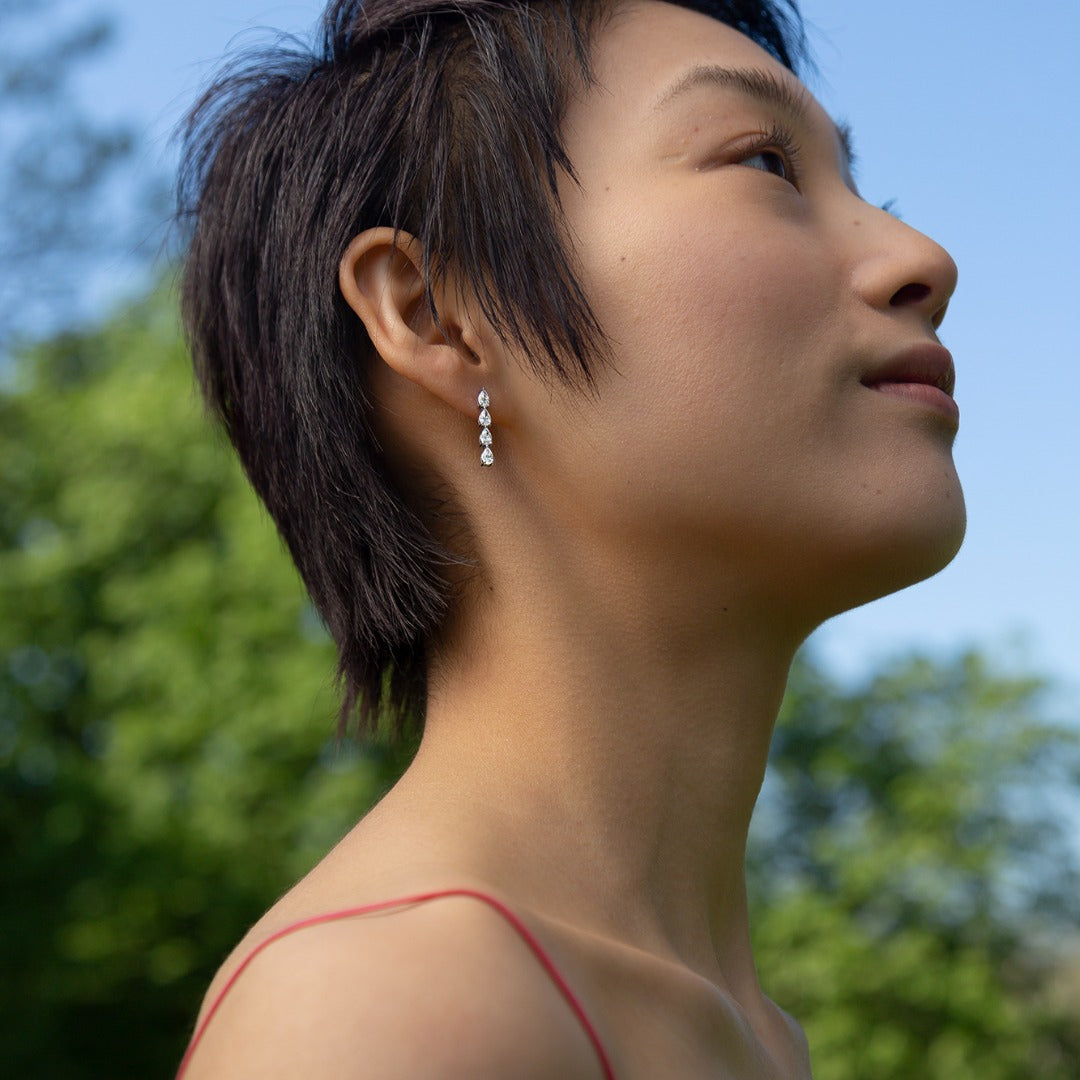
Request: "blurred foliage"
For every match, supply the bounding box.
[751,652,1080,1078]
[1,285,1078,1077]
[0,286,413,1078]
[0,0,158,352]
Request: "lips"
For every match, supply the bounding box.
[862,343,956,398]
[861,342,959,425]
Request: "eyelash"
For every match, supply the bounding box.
[724,128,902,217]
[735,123,803,187]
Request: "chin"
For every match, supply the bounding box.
[826,483,967,616]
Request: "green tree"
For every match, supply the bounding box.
[0,285,411,1078]
[751,653,1080,1078]
[0,0,153,352]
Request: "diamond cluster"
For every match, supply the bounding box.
[478,388,493,467]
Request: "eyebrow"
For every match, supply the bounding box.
[654,65,857,175]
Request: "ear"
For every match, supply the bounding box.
[338,228,494,419]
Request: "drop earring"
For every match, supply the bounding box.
[478,388,493,467]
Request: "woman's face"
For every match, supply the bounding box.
[505,0,964,618]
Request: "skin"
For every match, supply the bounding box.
[184,2,962,1077]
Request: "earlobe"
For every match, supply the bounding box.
[338,228,485,419]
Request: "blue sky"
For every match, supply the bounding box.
[66,0,1080,702]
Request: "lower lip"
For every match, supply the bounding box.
[866,381,960,424]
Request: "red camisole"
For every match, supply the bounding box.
[175,887,617,1079]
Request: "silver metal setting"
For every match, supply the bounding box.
[478,388,493,467]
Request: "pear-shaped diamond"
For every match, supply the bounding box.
[478,408,491,428]
[480,446,494,467]
[479,427,493,447]
[478,388,490,409]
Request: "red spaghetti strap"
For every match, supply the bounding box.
[175,887,616,1080]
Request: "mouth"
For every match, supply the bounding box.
[861,342,958,423]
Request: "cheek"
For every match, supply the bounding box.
[550,208,826,540]
[579,195,836,434]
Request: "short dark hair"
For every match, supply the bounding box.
[176,0,806,739]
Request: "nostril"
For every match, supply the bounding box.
[890,282,932,307]
[890,282,932,308]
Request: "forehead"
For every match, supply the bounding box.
[598,2,788,83]
[571,1,838,150]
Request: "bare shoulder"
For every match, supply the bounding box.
[775,1003,813,1078]
[180,893,606,1080]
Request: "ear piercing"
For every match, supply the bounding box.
[478,388,493,467]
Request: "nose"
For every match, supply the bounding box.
[851,207,958,331]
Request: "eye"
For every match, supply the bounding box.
[739,149,791,181]
[732,124,801,188]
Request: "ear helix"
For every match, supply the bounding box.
[478,388,493,467]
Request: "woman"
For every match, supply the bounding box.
[175,0,962,1075]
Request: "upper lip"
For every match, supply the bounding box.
[861,343,956,398]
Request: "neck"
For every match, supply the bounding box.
[393,535,807,995]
